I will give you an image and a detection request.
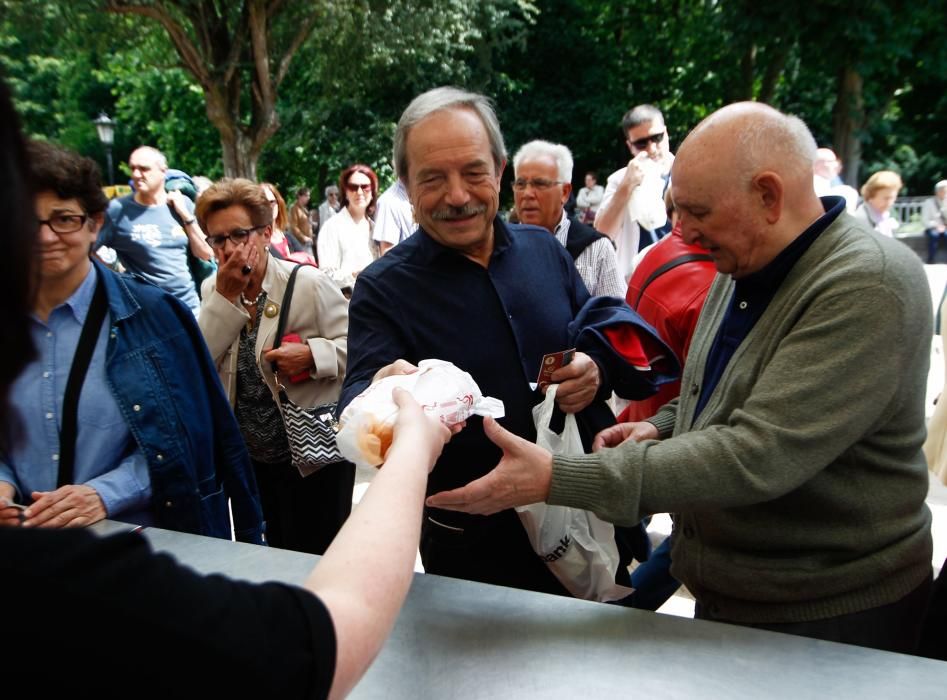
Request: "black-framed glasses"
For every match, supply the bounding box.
[512,178,563,191]
[38,213,88,235]
[629,132,665,151]
[205,224,267,249]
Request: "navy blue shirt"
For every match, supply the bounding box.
[694,196,846,421]
[341,217,617,523]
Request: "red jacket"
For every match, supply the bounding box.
[618,227,716,422]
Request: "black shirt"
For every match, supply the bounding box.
[3,528,335,699]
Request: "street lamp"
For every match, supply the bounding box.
[92,112,116,186]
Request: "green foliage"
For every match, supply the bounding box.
[3,0,944,195]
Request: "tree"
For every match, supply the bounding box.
[105,0,320,179]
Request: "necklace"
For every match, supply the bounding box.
[240,289,264,306]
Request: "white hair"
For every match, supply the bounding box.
[512,140,573,182]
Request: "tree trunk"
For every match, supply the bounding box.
[220,131,258,180]
[832,63,864,187]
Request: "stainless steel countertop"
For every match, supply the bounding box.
[86,521,947,699]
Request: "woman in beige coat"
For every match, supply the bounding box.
[197,178,352,554]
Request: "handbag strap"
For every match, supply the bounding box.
[270,263,305,372]
[58,267,109,487]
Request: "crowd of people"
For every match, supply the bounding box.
[2,71,946,698]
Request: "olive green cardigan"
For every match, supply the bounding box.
[550,212,933,623]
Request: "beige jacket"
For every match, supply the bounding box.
[924,296,947,485]
[199,256,348,419]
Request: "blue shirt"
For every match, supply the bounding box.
[694,196,846,420]
[98,194,200,312]
[0,266,152,523]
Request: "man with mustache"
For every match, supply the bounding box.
[96,146,213,316]
[340,87,654,594]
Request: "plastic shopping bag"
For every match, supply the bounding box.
[515,385,633,602]
[337,359,504,469]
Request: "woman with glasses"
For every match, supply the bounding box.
[316,164,378,294]
[197,178,352,554]
[0,141,263,542]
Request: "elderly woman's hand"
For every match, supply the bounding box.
[215,239,259,304]
[263,341,315,378]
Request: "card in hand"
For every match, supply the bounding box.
[537,348,575,391]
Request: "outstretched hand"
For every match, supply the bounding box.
[425,416,552,515]
[592,421,659,451]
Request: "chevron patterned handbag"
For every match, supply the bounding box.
[271,264,344,473]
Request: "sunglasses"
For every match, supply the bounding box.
[629,132,665,151]
[346,182,372,193]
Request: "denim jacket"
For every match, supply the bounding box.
[96,261,264,543]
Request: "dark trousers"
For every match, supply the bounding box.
[420,508,571,597]
[615,536,680,611]
[253,458,354,555]
[697,574,933,655]
[918,558,947,660]
[926,228,946,263]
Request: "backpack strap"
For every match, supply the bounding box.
[632,252,713,310]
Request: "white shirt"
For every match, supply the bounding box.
[600,156,672,282]
[554,212,627,298]
[316,207,374,289]
[372,181,415,247]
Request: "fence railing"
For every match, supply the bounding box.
[894,196,928,234]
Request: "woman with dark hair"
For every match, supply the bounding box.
[0,78,458,698]
[197,178,352,555]
[317,163,378,292]
[0,138,264,539]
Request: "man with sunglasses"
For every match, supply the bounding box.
[595,104,675,282]
[96,146,214,317]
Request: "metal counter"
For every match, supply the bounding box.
[92,523,947,698]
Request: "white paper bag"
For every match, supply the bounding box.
[515,386,633,602]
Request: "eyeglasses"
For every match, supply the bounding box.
[629,132,665,151]
[205,224,267,249]
[346,182,372,193]
[38,213,88,235]
[512,178,563,191]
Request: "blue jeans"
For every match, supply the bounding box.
[612,536,681,610]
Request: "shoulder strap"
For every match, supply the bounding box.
[565,220,605,261]
[632,252,713,310]
[58,268,110,488]
[270,264,304,371]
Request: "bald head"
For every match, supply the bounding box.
[671,103,825,279]
[679,102,816,187]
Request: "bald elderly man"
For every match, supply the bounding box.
[429,102,934,653]
[97,146,213,315]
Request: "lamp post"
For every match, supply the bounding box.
[92,112,116,186]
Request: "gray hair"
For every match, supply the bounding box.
[324,185,339,197]
[512,140,573,183]
[621,104,664,134]
[393,86,507,182]
[936,180,947,193]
